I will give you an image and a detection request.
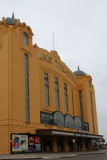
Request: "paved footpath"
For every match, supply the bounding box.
[0,150,106,159]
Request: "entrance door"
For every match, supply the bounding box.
[68,139,74,151]
[57,136,64,152]
[43,136,52,152]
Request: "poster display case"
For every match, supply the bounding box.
[11,134,42,154]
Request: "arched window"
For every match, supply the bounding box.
[23,32,28,46]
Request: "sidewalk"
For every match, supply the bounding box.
[0,150,106,159]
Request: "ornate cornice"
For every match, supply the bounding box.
[13,20,33,36]
[50,50,60,60]
[33,43,38,48]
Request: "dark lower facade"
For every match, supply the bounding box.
[37,129,102,152]
[11,129,103,154]
[42,135,91,152]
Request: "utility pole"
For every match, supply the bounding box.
[52,32,54,50]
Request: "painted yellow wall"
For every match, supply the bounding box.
[0,17,98,154]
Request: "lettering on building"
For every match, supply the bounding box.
[55,60,76,82]
[39,53,76,82]
[39,53,52,63]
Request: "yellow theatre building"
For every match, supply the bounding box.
[0,15,103,154]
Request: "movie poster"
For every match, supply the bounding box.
[35,136,42,152]
[12,134,42,153]
[28,135,35,152]
[20,135,28,151]
[12,134,28,153]
[12,135,21,152]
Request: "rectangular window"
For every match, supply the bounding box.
[89,80,91,88]
[55,77,60,109]
[64,83,68,112]
[44,73,49,106]
[23,32,28,46]
[24,53,30,121]
[90,93,95,132]
[79,91,84,122]
[72,91,74,117]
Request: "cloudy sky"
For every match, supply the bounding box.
[0,0,107,141]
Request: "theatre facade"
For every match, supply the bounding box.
[0,16,102,154]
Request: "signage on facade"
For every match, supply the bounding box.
[52,131,75,136]
[38,53,76,82]
[55,60,76,81]
[82,134,87,137]
[76,133,81,137]
[11,134,42,153]
[87,135,103,139]
[39,53,52,63]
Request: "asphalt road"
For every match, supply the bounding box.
[67,153,106,160]
[10,153,107,160]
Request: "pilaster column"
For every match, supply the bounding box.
[81,139,86,151]
[8,25,14,154]
[63,137,69,152]
[42,136,44,152]
[88,139,92,151]
[73,138,77,151]
[52,136,57,152]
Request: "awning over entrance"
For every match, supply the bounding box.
[36,129,103,139]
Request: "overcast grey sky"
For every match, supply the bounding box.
[0,0,107,141]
